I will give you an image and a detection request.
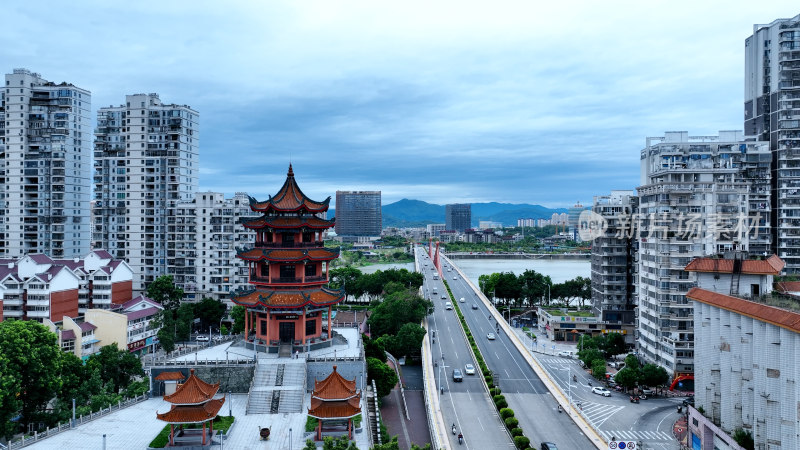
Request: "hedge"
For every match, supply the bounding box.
[504,417,519,429]
[514,436,531,449]
[499,408,514,419]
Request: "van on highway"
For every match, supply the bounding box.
[445,302,453,310]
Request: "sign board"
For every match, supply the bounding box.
[607,440,636,449]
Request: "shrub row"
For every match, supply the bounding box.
[443,280,534,449]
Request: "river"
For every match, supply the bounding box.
[448,258,590,286]
[357,259,589,286]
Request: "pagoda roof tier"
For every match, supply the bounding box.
[312,366,358,401]
[231,286,344,309]
[163,369,220,405]
[156,398,225,424]
[241,215,335,230]
[155,371,185,382]
[248,164,330,213]
[308,396,362,420]
[237,247,339,262]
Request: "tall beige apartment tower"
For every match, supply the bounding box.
[0,69,92,259]
[93,93,199,292]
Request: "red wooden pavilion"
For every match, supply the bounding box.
[156,369,225,447]
[308,365,362,441]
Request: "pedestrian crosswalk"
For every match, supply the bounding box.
[578,400,625,426]
[536,357,579,365]
[599,429,674,442]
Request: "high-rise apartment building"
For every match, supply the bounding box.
[173,192,258,304]
[745,14,800,271]
[93,93,199,291]
[445,203,471,232]
[334,191,381,238]
[636,131,771,377]
[1,69,92,258]
[590,190,638,327]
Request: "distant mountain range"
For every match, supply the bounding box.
[331,199,568,228]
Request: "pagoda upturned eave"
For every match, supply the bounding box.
[241,215,335,230]
[230,287,344,309]
[307,397,361,420]
[247,164,330,214]
[236,247,339,263]
[156,398,226,424]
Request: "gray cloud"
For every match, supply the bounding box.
[2,1,797,207]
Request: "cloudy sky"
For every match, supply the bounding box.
[3,1,798,207]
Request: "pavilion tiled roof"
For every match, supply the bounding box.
[163,369,220,405]
[236,247,339,262]
[775,281,800,294]
[248,165,330,213]
[312,366,358,401]
[231,287,344,309]
[241,215,335,230]
[156,398,225,424]
[687,287,800,334]
[155,371,186,381]
[684,254,784,275]
[308,397,361,419]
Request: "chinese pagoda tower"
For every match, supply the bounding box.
[231,165,343,354]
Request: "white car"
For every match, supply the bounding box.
[196,335,210,342]
[487,333,496,340]
[557,350,573,358]
[453,276,457,280]
[592,387,611,397]
[464,364,476,375]
[459,297,465,303]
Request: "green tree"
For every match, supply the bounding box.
[156,310,176,353]
[613,367,639,390]
[591,359,607,379]
[231,305,245,334]
[624,354,641,371]
[176,302,195,340]
[391,323,426,359]
[0,352,22,439]
[640,364,669,389]
[0,320,62,431]
[363,334,387,362]
[368,291,432,337]
[382,281,407,296]
[367,357,398,398]
[303,439,317,450]
[372,437,400,450]
[732,428,755,450]
[518,269,552,306]
[194,298,226,331]
[328,266,363,298]
[86,344,144,393]
[603,333,627,358]
[577,347,604,369]
[145,275,185,310]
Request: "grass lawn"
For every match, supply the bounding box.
[149,415,235,448]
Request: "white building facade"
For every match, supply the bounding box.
[93,93,199,291]
[745,14,800,272]
[688,255,798,449]
[636,131,771,377]
[1,68,92,259]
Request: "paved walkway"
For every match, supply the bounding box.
[381,362,431,450]
[673,415,688,447]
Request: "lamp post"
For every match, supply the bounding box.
[559,366,572,412]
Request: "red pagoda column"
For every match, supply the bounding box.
[327,305,332,340]
[302,308,307,345]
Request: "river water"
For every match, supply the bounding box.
[357,259,590,287]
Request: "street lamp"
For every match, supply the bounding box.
[559,366,572,412]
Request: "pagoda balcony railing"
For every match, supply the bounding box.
[254,241,325,249]
[249,275,328,284]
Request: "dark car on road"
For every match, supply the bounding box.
[541,442,558,450]
[452,369,463,382]
[682,395,694,407]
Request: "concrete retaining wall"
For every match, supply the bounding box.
[149,366,255,396]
